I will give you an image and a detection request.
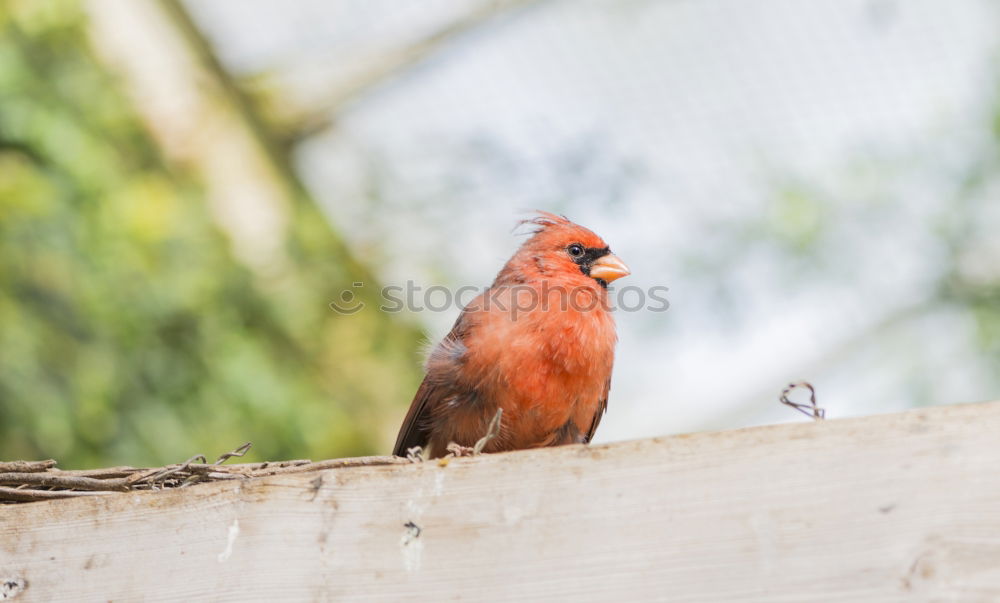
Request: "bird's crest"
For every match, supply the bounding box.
[515,210,572,235]
[514,210,607,251]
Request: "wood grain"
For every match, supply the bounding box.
[3,402,1000,602]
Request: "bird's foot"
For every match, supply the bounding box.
[445,443,477,457]
[405,446,425,463]
[443,409,504,459]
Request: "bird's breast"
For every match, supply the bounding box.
[461,283,616,446]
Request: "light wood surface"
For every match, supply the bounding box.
[3,401,1000,602]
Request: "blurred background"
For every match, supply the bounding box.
[2,0,998,468]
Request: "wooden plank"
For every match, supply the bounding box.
[3,402,1000,602]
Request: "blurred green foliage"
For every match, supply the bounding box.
[1,1,998,468]
[0,2,423,467]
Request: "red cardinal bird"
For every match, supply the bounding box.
[393,212,630,458]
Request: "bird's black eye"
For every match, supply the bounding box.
[567,244,584,258]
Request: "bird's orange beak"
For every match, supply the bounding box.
[590,254,630,283]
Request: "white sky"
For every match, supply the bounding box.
[189,0,1000,441]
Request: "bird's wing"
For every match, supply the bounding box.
[584,377,611,444]
[391,375,440,457]
[392,308,474,457]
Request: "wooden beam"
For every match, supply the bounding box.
[3,401,1000,600]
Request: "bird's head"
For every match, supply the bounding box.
[507,211,630,289]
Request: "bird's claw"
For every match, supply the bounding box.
[444,409,504,458]
[445,443,477,457]
[405,446,424,463]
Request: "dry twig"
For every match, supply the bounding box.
[780,382,825,420]
[0,473,129,491]
[474,408,503,453]
[443,408,505,459]
[214,442,252,465]
[0,486,112,502]
[0,440,408,504]
[0,460,56,473]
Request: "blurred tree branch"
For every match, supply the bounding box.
[240,0,552,144]
[85,0,297,279]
